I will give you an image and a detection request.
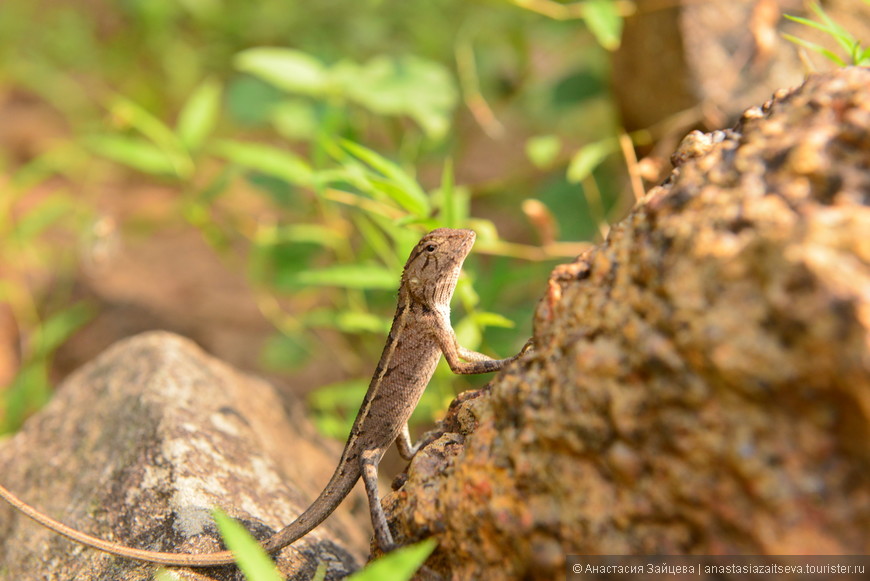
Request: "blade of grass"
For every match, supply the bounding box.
[781,33,847,66]
[346,539,437,581]
[339,140,430,217]
[212,508,283,581]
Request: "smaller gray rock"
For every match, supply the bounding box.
[0,331,367,581]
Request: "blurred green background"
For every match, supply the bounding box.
[0,0,630,437]
[1,0,862,448]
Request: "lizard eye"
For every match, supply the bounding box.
[425,244,437,253]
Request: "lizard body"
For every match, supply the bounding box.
[0,227,528,567]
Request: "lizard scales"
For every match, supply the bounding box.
[0,227,527,567]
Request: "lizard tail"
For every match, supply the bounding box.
[0,482,238,566]
[0,458,361,567]
[261,460,361,552]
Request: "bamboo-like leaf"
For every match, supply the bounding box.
[177,79,222,152]
[525,135,561,168]
[781,33,847,66]
[235,47,330,96]
[339,140,430,216]
[211,140,314,185]
[473,311,516,329]
[31,303,94,356]
[567,138,618,183]
[346,539,438,581]
[87,135,180,176]
[808,2,853,54]
[302,308,392,334]
[109,97,193,178]
[439,158,457,228]
[583,0,623,51]
[290,264,398,290]
[12,194,72,241]
[212,509,283,581]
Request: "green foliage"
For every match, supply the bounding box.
[784,1,870,66]
[1,303,93,434]
[0,157,94,434]
[525,134,562,169]
[0,0,622,438]
[210,507,437,581]
[212,509,284,581]
[581,0,624,51]
[347,539,437,581]
[236,49,458,140]
[567,138,619,184]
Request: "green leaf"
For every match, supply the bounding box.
[783,3,865,65]
[267,224,346,249]
[87,135,179,176]
[473,311,516,329]
[212,509,283,581]
[312,562,328,581]
[340,140,430,216]
[367,177,430,218]
[270,99,320,141]
[302,308,391,334]
[784,14,831,34]
[583,0,623,51]
[454,316,482,353]
[1,303,94,434]
[341,56,458,139]
[177,78,222,152]
[12,194,72,241]
[2,364,49,434]
[525,135,561,168]
[353,214,400,270]
[226,76,286,126]
[567,138,618,183]
[108,97,193,178]
[235,47,330,96]
[31,303,94,356]
[439,158,456,228]
[781,33,847,66]
[211,140,313,185]
[290,264,398,290]
[347,539,438,581]
[808,2,853,54]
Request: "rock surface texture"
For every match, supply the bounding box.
[0,332,367,581]
[385,68,870,579]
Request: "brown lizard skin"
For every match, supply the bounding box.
[0,227,529,566]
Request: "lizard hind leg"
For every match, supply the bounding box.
[359,448,396,552]
[395,424,420,461]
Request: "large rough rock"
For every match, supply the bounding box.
[385,68,870,579]
[0,332,368,581]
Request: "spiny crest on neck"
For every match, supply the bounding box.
[402,228,476,306]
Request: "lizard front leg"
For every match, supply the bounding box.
[435,318,532,375]
[394,340,530,461]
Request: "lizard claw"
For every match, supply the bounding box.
[510,338,535,361]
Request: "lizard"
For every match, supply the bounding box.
[0,227,531,567]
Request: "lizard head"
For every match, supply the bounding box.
[401,228,476,307]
